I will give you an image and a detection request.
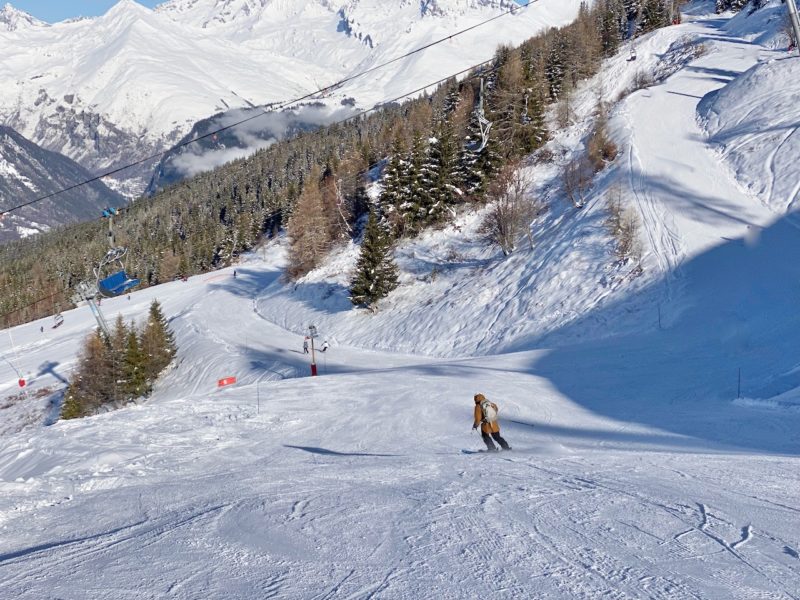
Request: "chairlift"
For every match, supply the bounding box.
[627,46,637,62]
[521,89,533,125]
[52,303,64,329]
[71,208,140,339]
[468,78,493,153]
[95,208,140,298]
[95,246,140,297]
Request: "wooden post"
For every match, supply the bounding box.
[737,368,741,399]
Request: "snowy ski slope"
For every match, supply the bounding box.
[0,3,799,598]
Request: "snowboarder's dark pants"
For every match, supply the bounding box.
[482,431,510,451]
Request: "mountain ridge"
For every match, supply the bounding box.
[0,0,583,193]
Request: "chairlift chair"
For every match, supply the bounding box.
[94,207,140,298]
[468,78,493,153]
[52,304,64,329]
[521,89,533,125]
[95,246,140,298]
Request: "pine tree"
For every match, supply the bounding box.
[378,136,411,237]
[140,299,177,384]
[545,33,569,100]
[398,132,428,234]
[517,85,548,154]
[715,0,748,14]
[420,124,462,223]
[640,0,668,33]
[441,85,462,121]
[320,165,351,243]
[348,183,370,223]
[122,328,149,399]
[350,209,399,309]
[598,0,626,56]
[61,331,114,419]
[286,168,331,279]
[109,315,129,401]
[491,51,549,158]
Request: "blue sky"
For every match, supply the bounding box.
[10,1,161,23]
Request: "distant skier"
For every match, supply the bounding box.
[472,393,511,452]
[320,340,329,352]
[303,338,309,354]
[233,270,237,278]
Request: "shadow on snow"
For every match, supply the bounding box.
[520,214,800,455]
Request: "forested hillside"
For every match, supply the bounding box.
[0,0,683,329]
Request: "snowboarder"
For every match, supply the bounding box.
[320,340,329,352]
[472,393,511,452]
[303,338,309,354]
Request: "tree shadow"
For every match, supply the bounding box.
[523,214,800,455]
[210,266,353,316]
[207,266,283,299]
[506,419,727,454]
[284,445,402,457]
[626,168,767,230]
[685,65,742,80]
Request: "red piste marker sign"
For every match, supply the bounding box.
[217,376,236,388]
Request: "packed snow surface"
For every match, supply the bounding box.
[1,4,800,599]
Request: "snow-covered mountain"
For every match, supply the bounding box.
[0,3,46,31]
[0,126,123,242]
[0,0,584,194]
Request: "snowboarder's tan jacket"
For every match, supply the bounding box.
[473,394,500,434]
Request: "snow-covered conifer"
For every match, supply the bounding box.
[350,209,399,308]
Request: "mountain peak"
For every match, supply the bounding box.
[0,3,46,30]
[103,0,152,19]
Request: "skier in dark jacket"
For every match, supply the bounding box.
[472,393,511,452]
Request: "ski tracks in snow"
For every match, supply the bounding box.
[625,138,685,304]
[494,456,800,599]
[0,502,230,595]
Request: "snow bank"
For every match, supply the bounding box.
[724,0,794,48]
[734,384,800,411]
[699,53,800,213]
